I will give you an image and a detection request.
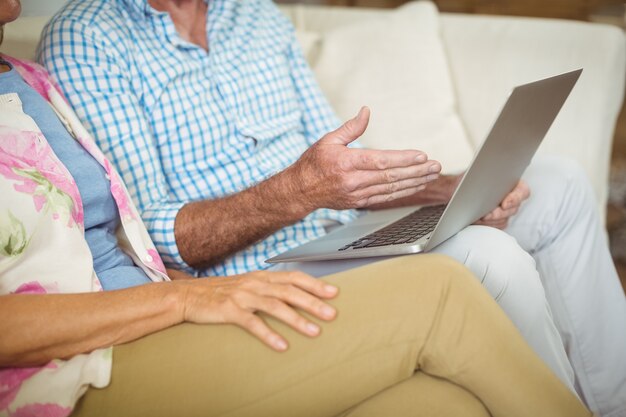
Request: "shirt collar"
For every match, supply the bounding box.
[121,0,210,17]
[121,0,152,16]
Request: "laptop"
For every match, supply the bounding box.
[267,69,582,264]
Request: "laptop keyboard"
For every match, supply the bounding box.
[338,204,446,251]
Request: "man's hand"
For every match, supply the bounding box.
[288,107,441,211]
[175,107,442,269]
[475,181,530,230]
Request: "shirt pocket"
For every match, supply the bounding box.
[229,50,303,149]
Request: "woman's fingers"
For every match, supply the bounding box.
[230,308,289,352]
[244,272,337,321]
[242,291,322,336]
[230,289,328,351]
[185,271,342,352]
[253,282,336,321]
[264,271,339,300]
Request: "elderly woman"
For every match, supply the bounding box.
[0,1,590,416]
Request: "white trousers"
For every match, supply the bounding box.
[273,155,626,417]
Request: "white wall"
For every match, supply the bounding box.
[20,0,68,17]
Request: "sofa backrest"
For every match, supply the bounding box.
[3,16,48,60]
[4,3,624,218]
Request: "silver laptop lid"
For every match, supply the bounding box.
[425,69,582,251]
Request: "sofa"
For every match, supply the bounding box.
[4,2,625,220]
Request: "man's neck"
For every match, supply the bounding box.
[148,0,208,51]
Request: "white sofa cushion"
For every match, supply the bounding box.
[441,14,626,209]
[306,1,475,174]
[2,16,49,60]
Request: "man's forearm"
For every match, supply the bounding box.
[368,174,461,210]
[174,165,311,269]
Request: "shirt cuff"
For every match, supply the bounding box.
[141,202,198,276]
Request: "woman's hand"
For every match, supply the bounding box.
[178,271,339,351]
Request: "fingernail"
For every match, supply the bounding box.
[324,284,338,294]
[322,305,336,318]
[427,174,439,181]
[306,323,320,335]
[428,164,440,173]
[356,107,366,120]
[274,337,288,351]
[416,154,427,163]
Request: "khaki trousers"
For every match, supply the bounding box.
[72,255,589,417]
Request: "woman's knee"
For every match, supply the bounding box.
[339,372,490,417]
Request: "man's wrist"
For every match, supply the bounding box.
[266,164,316,220]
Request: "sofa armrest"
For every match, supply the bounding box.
[441,13,626,214]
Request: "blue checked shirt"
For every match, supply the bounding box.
[39,0,359,276]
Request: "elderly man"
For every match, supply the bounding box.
[39,0,625,415]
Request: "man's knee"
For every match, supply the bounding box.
[444,226,549,325]
[524,155,596,215]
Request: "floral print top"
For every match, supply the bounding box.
[0,56,169,417]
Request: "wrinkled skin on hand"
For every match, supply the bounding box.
[290,107,442,211]
[178,270,339,351]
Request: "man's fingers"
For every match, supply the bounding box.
[323,106,370,146]
[476,218,509,230]
[502,181,531,209]
[482,206,518,222]
[353,179,431,205]
[350,148,435,171]
[356,185,426,207]
[350,164,440,190]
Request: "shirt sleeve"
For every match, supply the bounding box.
[38,17,193,272]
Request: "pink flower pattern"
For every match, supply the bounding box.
[9,403,72,417]
[103,159,136,222]
[3,57,66,104]
[13,281,59,295]
[0,364,58,412]
[146,249,167,274]
[0,56,169,416]
[0,127,83,227]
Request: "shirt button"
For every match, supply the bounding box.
[145,254,154,263]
